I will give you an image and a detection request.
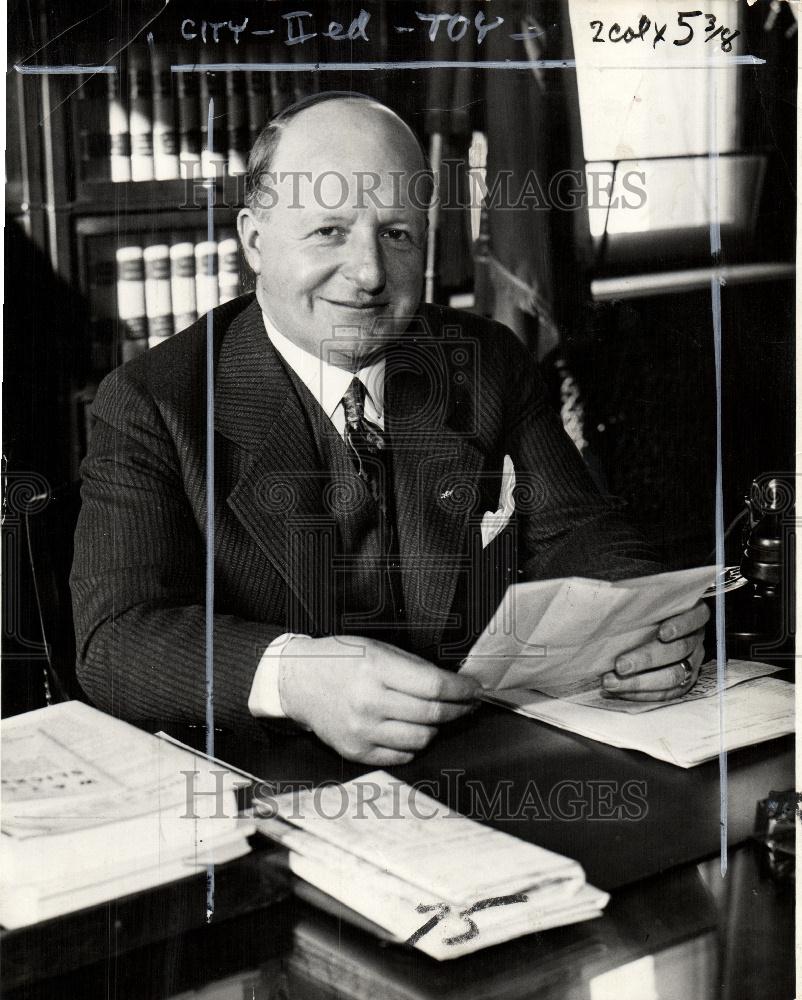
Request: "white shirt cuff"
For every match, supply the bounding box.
[248,633,308,718]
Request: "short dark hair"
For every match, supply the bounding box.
[244,91,432,212]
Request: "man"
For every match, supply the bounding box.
[71,93,708,765]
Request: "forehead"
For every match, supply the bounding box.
[270,101,426,191]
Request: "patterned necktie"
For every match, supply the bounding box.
[341,377,386,500]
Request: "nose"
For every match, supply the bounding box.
[343,230,386,295]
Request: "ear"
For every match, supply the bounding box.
[236,208,263,275]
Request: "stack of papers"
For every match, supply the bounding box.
[483,661,794,768]
[457,566,793,767]
[255,771,608,960]
[0,702,255,928]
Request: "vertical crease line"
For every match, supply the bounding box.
[707,62,728,878]
[205,95,216,919]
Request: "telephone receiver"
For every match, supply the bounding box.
[724,474,795,665]
[740,475,793,592]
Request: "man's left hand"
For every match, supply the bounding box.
[600,600,710,701]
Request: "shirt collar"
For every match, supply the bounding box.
[261,310,385,422]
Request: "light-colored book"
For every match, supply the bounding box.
[144,243,174,346]
[170,239,198,333]
[195,240,220,316]
[1,702,254,928]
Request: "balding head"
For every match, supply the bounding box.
[245,93,432,214]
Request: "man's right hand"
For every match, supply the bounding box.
[276,635,481,765]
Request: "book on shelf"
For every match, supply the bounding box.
[74,69,111,182]
[115,245,148,362]
[151,46,180,181]
[225,45,250,176]
[270,61,294,118]
[127,45,154,182]
[0,701,255,929]
[86,236,117,371]
[176,46,202,179]
[143,243,174,347]
[90,237,244,368]
[170,238,198,333]
[107,69,131,183]
[255,771,608,960]
[246,69,271,147]
[72,49,330,183]
[195,239,220,315]
[218,236,241,304]
[199,50,228,178]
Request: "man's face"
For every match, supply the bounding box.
[238,101,428,370]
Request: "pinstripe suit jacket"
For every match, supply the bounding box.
[71,294,661,734]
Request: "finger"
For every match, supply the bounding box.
[378,690,477,725]
[381,658,481,702]
[657,601,710,642]
[615,627,705,676]
[358,747,416,767]
[603,643,705,698]
[603,662,690,695]
[374,720,438,752]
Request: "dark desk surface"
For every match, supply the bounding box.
[225,703,794,890]
[3,706,794,1000]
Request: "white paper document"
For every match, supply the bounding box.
[460,566,718,699]
[486,672,794,768]
[257,771,608,959]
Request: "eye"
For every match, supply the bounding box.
[314,226,341,239]
[382,228,412,243]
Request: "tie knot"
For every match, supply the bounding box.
[342,377,366,429]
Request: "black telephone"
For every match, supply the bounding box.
[725,475,794,666]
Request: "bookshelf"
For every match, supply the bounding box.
[9,35,316,479]
[9,0,482,484]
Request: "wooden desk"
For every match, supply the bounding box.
[224,704,794,890]
[3,708,793,999]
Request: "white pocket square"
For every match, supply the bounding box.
[480,454,515,549]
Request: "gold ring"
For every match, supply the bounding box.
[679,658,693,685]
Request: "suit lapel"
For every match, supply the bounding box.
[385,326,485,651]
[216,301,488,647]
[217,300,334,631]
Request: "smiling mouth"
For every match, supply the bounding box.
[324,299,390,310]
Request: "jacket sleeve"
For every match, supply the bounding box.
[71,369,283,736]
[491,324,664,581]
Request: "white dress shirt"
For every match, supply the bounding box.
[248,311,386,719]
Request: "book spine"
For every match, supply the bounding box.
[246,70,269,149]
[128,47,154,182]
[290,43,316,104]
[169,240,197,333]
[108,70,131,183]
[268,56,293,118]
[225,46,249,176]
[151,47,180,181]
[217,237,240,304]
[195,240,219,316]
[200,52,227,178]
[74,71,111,182]
[176,47,201,181]
[144,244,174,347]
[116,245,148,361]
[87,236,117,371]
